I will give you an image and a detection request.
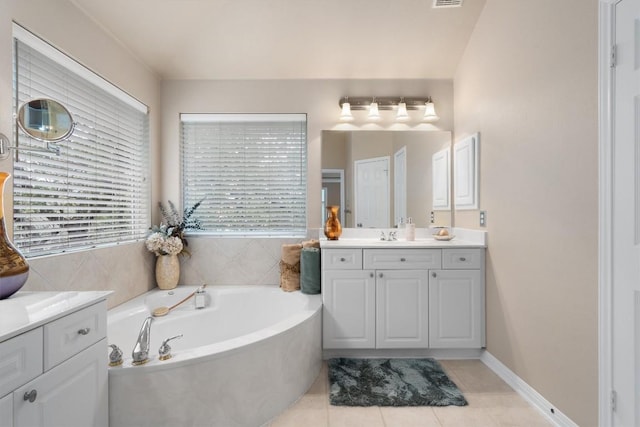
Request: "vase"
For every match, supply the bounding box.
[324,205,342,240]
[0,172,29,299]
[155,254,180,290]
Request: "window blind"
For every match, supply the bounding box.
[12,33,150,257]
[181,114,307,236]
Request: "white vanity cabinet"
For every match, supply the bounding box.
[322,245,485,351]
[429,251,485,348]
[0,299,108,427]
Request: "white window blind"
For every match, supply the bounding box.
[12,30,150,257]
[181,114,307,236]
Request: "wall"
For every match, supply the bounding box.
[453,0,598,425]
[0,0,161,308]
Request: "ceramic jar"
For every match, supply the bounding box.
[156,254,180,290]
[0,172,29,299]
[324,205,342,240]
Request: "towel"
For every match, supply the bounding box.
[280,243,302,292]
[300,247,321,294]
[302,239,320,249]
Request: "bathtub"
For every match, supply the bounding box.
[107,285,322,427]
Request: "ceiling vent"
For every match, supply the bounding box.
[433,0,463,8]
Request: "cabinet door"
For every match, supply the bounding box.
[429,270,483,348]
[323,270,376,349]
[14,339,108,427]
[0,393,12,427]
[376,270,429,348]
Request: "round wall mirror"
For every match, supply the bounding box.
[16,98,75,142]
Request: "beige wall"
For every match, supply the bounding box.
[454,0,598,425]
[0,0,162,308]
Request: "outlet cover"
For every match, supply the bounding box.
[480,211,486,227]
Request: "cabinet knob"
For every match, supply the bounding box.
[459,257,467,262]
[340,257,346,262]
[432,272,437,278]
[369,272,374,278]
[379,273,383,278]
[24,390,37,403]
[400,258,406,262]
[77,327,91,335]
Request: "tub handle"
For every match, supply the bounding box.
[159,334,183,361]
[108,344,124,367]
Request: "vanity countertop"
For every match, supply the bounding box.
[319,227,487,249]
[320,238,485,249]
[0,290,112,343]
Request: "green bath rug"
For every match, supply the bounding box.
[328,358,467,407]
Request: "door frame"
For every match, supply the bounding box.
[598,1,616,425]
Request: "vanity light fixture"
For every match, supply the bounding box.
[338,96,437,122]
[396,98,410,122]
[339,97,354,122]
[423,97,440,122]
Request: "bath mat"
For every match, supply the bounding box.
[328,358,467,407]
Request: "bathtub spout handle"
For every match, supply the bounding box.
[132,316,154,365]
[108,344,123,367]
[159,334,183,361]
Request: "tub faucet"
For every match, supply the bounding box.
[132,316,153,365]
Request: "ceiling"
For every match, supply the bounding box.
[69,0,486,80]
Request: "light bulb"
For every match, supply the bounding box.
[340,101,354,122]
[368,101,381,121]
[423,99,439,122]
[396,101,409,122]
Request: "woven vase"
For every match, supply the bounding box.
[156,254,179,290]
[0,172,29,299]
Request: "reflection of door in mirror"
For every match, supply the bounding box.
[354,157,390,228]
[394,147,407,226]
[321,169,345,224]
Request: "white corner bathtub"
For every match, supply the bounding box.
[107,285,322,427]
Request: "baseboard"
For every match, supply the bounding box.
[480,351,578,427]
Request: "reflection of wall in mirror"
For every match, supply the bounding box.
[321,131,451,228]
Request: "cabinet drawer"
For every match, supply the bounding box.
[322,249,363,270]
[364,249,441,270]
[0,328,43,397]
[44,301,107,370]
[442,249,483,269]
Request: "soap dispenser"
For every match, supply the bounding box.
[405,217,415,241]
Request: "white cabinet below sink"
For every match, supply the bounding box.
[322,246,485,351]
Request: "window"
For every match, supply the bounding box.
[12,25,150,257]
[181,114,307,236]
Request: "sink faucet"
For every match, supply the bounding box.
[132,316,153,365]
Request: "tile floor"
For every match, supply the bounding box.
[268,359,553,427]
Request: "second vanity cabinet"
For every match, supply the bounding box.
[0,299,108,427]
[322,246,485,350]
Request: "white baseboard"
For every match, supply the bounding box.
[480,351,578,427]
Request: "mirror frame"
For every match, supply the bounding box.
[16,98,75,143]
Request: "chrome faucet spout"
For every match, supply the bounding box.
[132,316,153,365]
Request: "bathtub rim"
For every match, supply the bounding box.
[107,284,322,375]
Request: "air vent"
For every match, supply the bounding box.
[433,0,463,8]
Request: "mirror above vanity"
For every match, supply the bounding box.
[321,130,452,229]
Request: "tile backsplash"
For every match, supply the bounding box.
[22,235,313,308]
